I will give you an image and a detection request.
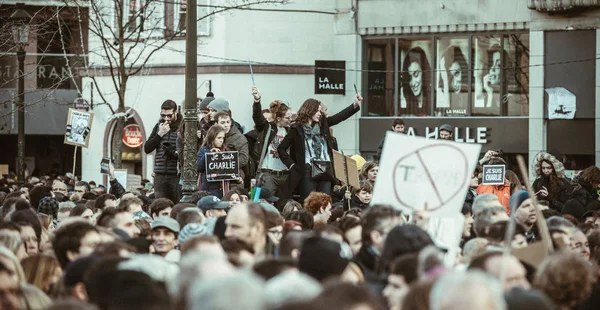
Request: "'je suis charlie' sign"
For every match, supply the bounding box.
[314,60,345,95]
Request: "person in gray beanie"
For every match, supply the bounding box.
[510,190,537,243]
[207,98,244,133]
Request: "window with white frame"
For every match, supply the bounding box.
[122,0,165,37]
[174,0,211,36]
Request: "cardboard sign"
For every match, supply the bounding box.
[127,174,142,191]
[371,132,481,217]
[482,164,506,185]
[64,108,94,148]
[100,158,111,174]
[314,60,345,95]
[333,150,360,188]
[0,164,8,176]
[205,151,239,182]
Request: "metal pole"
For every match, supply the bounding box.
[17,49,25,185]
[180,0,198,202]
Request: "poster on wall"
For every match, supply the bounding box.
[546,87,576,119]
[435,38,469,116]
[399,40,433,116]
[314,60,345,95]
[64,108,94,148]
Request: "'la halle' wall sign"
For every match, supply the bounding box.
[314,60,346,95]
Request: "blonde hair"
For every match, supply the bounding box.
[0,245,27,286]
[0,231,24,255]
[21,254,61,294]
[21,284,52,309]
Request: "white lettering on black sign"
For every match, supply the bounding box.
[482,164,506,185]
[205,151,240,182]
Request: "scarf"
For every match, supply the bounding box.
[303,123,324,159]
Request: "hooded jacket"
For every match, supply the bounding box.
[532,152,572,212]
[144,112,183,175]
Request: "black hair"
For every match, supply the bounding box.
[52,221,99,269]
[286,210,315,230]
[161,99,177,111]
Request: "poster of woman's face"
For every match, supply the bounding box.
[64,108,94,148]
[400,40,432,116]
[436,39,469,113]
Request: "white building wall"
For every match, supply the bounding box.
[82,0,361,184]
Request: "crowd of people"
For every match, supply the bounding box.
[0,89,599,310]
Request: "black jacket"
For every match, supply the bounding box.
[251,99,289,164]
[277,103,360,199]
[532,176,572,212]
[144,113,183,175]
[561,175,600,219]
[354,244,387,298]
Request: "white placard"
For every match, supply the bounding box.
[112,169,128,191]
[372,132,481,217]
[546,87,576,119]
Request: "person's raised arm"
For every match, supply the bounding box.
[326,94,363,127]
[252,87,269,132]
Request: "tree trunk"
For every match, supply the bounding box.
[111,114,126,169]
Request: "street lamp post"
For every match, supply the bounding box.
[180,0,198,202]
[10,3,32,185]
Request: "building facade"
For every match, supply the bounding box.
[80,0,600,185]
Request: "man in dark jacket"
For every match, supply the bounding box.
[377,118,405,160]
[215,111,249,185]
[144,99,182,203]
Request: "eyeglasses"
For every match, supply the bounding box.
[160,114,174,119]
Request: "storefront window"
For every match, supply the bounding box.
[399,39,433,116]
[365,39,394,116]
[435,38,469,116]
[363,32,529,117]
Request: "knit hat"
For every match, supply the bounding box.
[208,98,230,112]
[199,94,215,111]
[178,223,209,244]
[298,237,350,282]
[37,197,59,218]
[350,155,366,171]
[509,190,530,211]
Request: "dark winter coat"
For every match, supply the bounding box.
[226,125,249,169]
[532,176,572,212]
[144,113,183,175]
[277,103,360,199]
[342,194,369,210]
[561,175,600,219]
[196,146,225,194]
[251,99,289,164]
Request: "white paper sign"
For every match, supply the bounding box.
[371,132,482,217]
[112,169,128,191]
[546,87,576,119]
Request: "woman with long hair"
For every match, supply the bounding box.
[532,152,571,213]
[21,254,62,294]
[196,125,229,198]
[437,45,468,112]
[277,94,362,200]
[402,47,432,116]
[251,87,292,196]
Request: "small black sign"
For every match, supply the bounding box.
[100,158,111,174]
[315,60,345,95]
[205,151,240,181]
[482,164,506,185]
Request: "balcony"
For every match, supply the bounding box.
[528,0,600,12]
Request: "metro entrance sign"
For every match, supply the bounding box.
[122,124,143,148]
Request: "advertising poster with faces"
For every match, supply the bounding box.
[472,35,529,116]
[399,39,433,116]
[435,38,469,116]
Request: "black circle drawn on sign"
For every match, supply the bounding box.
[392,143,469,212]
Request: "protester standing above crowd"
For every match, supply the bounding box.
[277,94,362,201]
[532,152,572,213]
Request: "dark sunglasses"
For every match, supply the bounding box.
[160,114,174,118]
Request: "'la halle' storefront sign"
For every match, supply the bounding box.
[122,125,143,148]
[314,60,345,95]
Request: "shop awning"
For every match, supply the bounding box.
[0,89,77,135]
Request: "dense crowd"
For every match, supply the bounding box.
[0,88,599,310]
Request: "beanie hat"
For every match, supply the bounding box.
[350,155,366,171]
[509,190,530,211]
[298,237,350,282]
[208,98,230,112]
[37,197,59,218]
[178,223,209,244]
[199,95,215,111]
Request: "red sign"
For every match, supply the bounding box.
[122,124,143,148]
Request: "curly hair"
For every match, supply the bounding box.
[582,166,600,186]
[533,152,565,178]
[303,192,332,215]
[360,161,378,181]
[269,100,290,120]
[533,251,597,309]
[295,98,321,126]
